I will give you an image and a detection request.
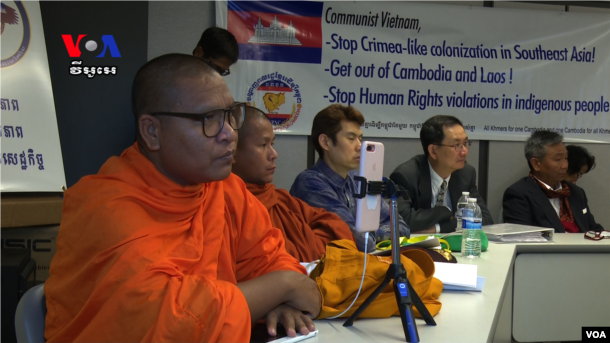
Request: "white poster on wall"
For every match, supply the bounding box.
[1,0,66,192]
[217,1,610,142]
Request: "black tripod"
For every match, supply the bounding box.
[345,177,436,343]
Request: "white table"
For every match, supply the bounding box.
[511,234,610,342]
[311,234,610,343]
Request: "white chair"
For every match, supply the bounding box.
[14,283,46,343]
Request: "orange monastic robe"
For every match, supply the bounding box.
[246,183,355,262]
[44,143,306,342]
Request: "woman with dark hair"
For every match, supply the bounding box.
[565,145,596,183]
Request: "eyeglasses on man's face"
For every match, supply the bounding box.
[204,58,230,76]
[436,141,472,152]
[151,102,245,138]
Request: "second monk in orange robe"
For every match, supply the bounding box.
[232,107,355,262]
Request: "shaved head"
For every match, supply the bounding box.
[233,106,278,185]
[131,53,237,186]
[237,106,271,150]
[131,53,218,138]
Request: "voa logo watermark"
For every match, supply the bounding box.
[583,327,609,341]
[62,34,119,78]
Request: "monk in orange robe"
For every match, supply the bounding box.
[232,107,355,262]
[44,54,321,342]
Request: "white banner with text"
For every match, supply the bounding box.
[217,1,610,142]
[1,1,66,191]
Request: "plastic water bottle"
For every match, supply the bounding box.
[455,192,470,232]
[461,198,482,258]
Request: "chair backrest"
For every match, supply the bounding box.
[498,208,504,224]
[15,283,46,343]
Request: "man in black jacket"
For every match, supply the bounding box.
[503,130,604,233]
[390,115,493,233]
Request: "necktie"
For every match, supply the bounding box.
[435,180,447,207]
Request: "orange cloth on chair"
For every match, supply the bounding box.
[44,143,305,343]
[246,183,355,262]
[311,240,443,319]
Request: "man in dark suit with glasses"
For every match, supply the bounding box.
[390,115,493,233]
[503,130,603,233]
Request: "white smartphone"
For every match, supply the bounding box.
[355,141,385,232]
[251,323,318,343]
[268,330,318,343]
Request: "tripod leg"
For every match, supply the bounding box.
[407,279,436,325]
[343,276,391,327]
[395,279,419,343]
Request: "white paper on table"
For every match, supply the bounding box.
[482,223,553,243]
[408,236,442,249]
[443,276,486,292]
[496,232,548,243]
[433,262,478,288]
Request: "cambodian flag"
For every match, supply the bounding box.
[227,1,323,64]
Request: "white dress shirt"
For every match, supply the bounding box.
[429,161,452,233]
[532,175,562,217]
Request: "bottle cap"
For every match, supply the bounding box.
[470,198,478,203]
[462,192,469,195]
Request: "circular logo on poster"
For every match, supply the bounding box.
[246,72,302,131]
[1,1,31,68]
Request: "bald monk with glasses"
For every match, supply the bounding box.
[44,54,320,342]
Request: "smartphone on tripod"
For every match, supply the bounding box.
[355,141,385,233]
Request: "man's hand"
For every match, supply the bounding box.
[265,304,316,337]
[283,272,321,319]
[237,270,321,323]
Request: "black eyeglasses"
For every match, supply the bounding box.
[204,59,230,76]
[151,102,245,137]
[436,141,472,152]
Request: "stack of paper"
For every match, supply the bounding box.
[433,262,485,292]
[444,276,486,291]
[483,223,553,243]
[497,232,547,243]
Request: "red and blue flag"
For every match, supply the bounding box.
[227,1,323,64]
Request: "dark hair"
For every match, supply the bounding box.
[311,104,364,158]
[524,130,564,171]
[193,27,239,64]
[566,145,596,175]
[420,115,463,156]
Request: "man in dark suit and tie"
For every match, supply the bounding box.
[503,130,604,233]
[390,115,493,233]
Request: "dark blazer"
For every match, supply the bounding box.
[390,154,493,233]
[502,176,604,233]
